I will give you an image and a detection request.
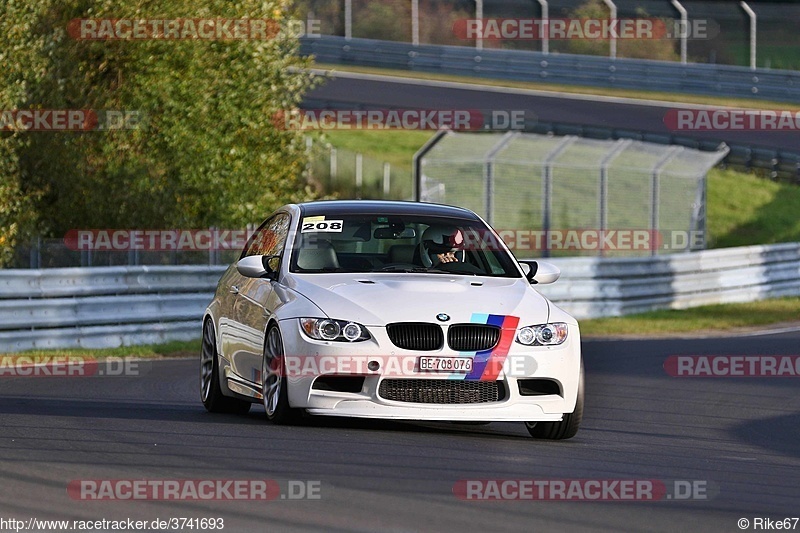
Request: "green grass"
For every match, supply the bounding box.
[314,129,433,171]
[309,129,435,200]
[1,339,200,360]
[580,297,800,337]
[315,63,800,111]
[726,43,800,71]
[707,168,800,248]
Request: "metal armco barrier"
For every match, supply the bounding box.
[0,266,226,353]
[300,36,800,103]
[534,242,800,318]
[2,243,800,352]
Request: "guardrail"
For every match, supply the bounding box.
[301,36,800,181]
[534,242,800,318]
[300,36,800,103]
[0,266,225,353]
[2,243,799,352]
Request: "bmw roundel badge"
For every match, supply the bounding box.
[436,313,450,322]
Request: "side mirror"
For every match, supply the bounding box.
[237,255,279,279]
[520,260,560,285]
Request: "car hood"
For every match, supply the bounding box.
[285,273,551,326]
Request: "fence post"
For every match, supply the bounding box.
[484,131,518,226]
[541,137,577,257]
[30,237,41,269]
[413,129,449,201]
[671,0,688,64]
[651,146,683,256]
[602,0,617,60]
[598,139,631,256]
[740,1,757,70]
[536,0,549,55]
[474,0,483,50]
[412,0,419,46]
[330,146,337,183]
[208,227,215,265]
[355,152,363,198]
[383,162,391,197]
[345,0,352,40]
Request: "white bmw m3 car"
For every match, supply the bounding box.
[201,200,583,439]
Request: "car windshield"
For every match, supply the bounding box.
[289,214,521,277]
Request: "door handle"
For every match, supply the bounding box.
[230,285,239,295]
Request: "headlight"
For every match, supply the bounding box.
[516,323,568,346]
[299,318,370,342]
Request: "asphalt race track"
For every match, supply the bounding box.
[304,72,800,153]
[1,331,798,532]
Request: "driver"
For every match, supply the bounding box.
[419,225,465,267]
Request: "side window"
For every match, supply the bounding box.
[242,214,291,259]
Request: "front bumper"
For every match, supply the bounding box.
[278,318,582,422]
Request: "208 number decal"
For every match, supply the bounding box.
[301,220,343,233]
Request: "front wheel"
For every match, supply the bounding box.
[262,325,301,424]
[200,319,251,414]
[525,361,584,440]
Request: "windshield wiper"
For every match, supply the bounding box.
[376,266,429,273]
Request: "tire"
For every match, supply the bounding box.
[262,325,301,424]
[525,361,584,440]
[200,319,251,414]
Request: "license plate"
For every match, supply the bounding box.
[418,356,473,373]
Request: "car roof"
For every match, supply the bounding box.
[297,200,480,220]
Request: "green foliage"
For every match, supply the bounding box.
[553,0,679,61]
[0,0,320,266]
[0,1,51,264]
[295,0,472,46]
[352,0,410,42]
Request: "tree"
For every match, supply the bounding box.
[0,0,320,266]
[555,0,679,62]
[0,1,50,265]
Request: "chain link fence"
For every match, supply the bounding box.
[6,139,412,269]
[297,0,800,69]
[417,131,728,257]
[308,139,413,200]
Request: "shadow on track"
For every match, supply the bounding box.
[731,412,800,459]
